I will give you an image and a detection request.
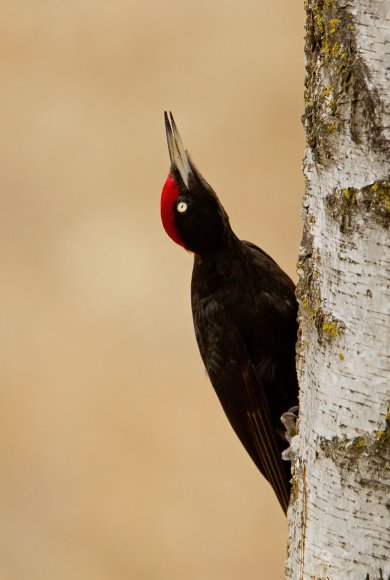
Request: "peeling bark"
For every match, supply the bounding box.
[286,1,390,578]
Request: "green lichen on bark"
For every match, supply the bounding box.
[303,0,387,164]
[320,406,390,490]
[290,467,302,501]
[326,179,390,232]
[297,223,344,344]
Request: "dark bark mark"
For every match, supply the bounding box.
[320,406,390,491]
[325,179,390,233]
[303,0,389,164]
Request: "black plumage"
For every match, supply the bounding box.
[161,113,298,514]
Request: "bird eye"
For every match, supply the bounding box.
[176,201,188,213]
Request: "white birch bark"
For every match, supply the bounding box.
[286,1,390,578]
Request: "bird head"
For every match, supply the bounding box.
[161,112,230,254]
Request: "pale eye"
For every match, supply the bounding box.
[176,201,188,213]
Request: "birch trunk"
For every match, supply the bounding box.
[286,1,390,578]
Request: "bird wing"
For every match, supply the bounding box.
[241,361,290,514]
[193,296,290,514]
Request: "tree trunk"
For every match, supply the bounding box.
[286,1,390,578]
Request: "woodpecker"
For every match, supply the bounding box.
[161,112,298,514]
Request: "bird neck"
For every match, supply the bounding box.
[193,229,241,273]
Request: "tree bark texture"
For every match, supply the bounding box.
[286,1,390,578]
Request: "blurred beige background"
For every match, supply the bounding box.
[0,2,304,579]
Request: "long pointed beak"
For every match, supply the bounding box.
[164,112,192,188]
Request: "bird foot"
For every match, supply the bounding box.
[280,406,299,461]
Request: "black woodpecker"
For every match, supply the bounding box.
[160,112,298,514]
